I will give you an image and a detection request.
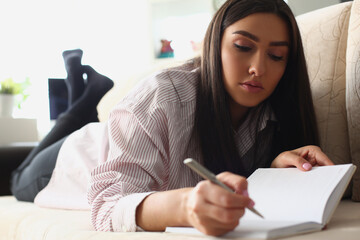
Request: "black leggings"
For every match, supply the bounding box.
[10,55,113,202]
[10,113,90,202]
[10,138,65,202]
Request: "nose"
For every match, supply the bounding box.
[248,53,266,77]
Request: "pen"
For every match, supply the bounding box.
[184,158,264,219]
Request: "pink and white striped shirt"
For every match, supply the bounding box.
[88,63,276,232]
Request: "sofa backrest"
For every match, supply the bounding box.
[297,1,352,167]
[297,0,360,200]
[345,0,360,200]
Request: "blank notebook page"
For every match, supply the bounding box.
[243,165,350,223]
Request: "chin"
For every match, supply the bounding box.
[240,100,264,108]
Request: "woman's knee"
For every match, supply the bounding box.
[10,174,51,202]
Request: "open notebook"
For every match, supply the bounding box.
[166,164,356,239]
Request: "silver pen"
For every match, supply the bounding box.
[184,158,264,219]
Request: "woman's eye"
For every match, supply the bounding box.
[234,44,252,52]
[269,54,284,61]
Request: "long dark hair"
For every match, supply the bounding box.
[193,0,319,175]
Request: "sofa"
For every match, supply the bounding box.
[0,1,359,239]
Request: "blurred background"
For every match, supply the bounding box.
[0,0,350,141]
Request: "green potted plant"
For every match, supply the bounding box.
[0,78,29,117]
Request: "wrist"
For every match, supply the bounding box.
[179,187,192,227]
[135,188,193,230]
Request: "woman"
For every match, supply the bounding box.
[11,0,333,237]
[88,0,332,236]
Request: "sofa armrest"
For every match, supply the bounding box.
[0,143,37,196]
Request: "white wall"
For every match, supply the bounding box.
[287,0,340,16]
[0,0,154,137]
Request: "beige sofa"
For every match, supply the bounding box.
[0,1,359,239]
[297,0,360,200]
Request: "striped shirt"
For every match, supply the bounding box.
[88,63,276,232]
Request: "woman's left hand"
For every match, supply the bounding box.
[271,145,334,171]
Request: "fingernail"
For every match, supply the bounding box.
[248,200,255,208]
[303,163,312,170]
[242,190,249,197]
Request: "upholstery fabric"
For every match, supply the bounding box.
[346,0,360,201]
[1,196,360,240]
[297,1,360,200]
[297,2,352,168]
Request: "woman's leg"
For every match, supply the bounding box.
[10,49,113,201]
[11,112,89,184]
[65,65,114,121]
[11,138,66,202]
[14,64,114,174]
[11,49,88,181]
[63,48,85,106]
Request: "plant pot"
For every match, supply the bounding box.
[0,94,15,117]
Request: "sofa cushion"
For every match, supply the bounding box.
[346,0,360,201]
[1,196,360,240]
[0,196,93,240]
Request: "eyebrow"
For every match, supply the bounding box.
[232,30,289,47]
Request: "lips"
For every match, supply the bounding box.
[239,81,264,93]
[241,80,263,88]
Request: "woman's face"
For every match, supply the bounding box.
[221,13,289,120]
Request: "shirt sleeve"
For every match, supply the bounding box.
[88,105,170,232]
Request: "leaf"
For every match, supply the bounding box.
[0,77,31,109]
[0,78,22,95]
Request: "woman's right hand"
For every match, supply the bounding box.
[136,172,253,236]
[183,171,254,236]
